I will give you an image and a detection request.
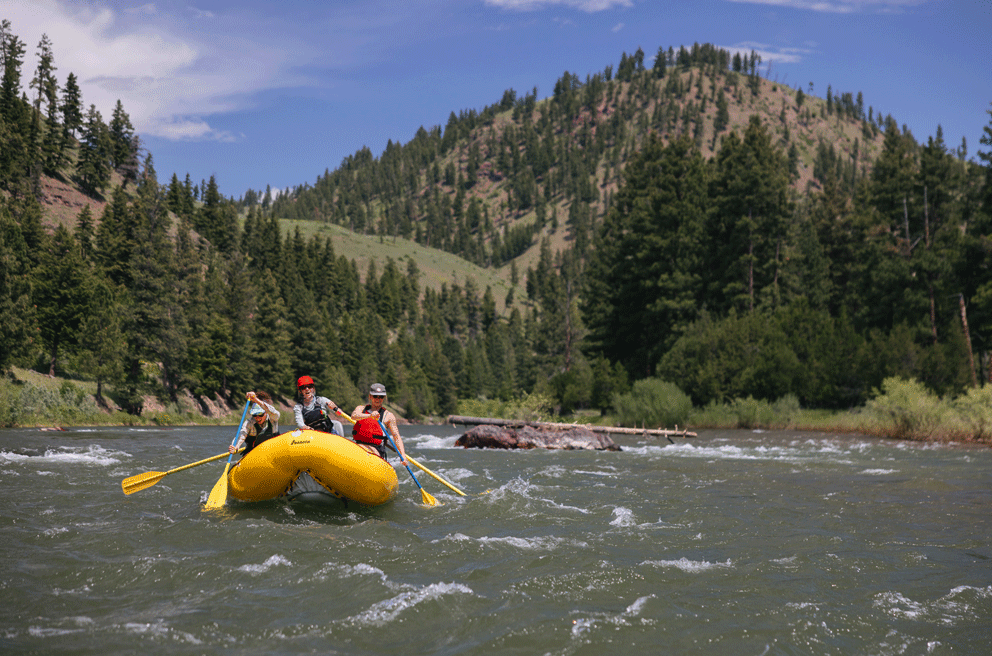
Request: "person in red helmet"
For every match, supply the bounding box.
[293,375,343,436]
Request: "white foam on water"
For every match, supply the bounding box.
[28,626,85,637]
[238,554,292,574]
[641,557,734,573]
[609,506,640,527]
[408,433,461,450]
[343,581,474,627]
[485,476,591,514]
[772,556,799,566]
[874,585,992,625]
[314,562,413,591]
[861,468,898,475]
[0,444,127,467]
[574,467,619,477]
[570,594,656,637]
[626,437,891,468]
[122,620,202,644]
[437,532,588,551]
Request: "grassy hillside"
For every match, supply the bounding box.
[280,218,517,313]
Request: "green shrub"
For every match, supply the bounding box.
[612,378,692,429]
[771,393,801,424]
[457,392,556,422]
[730,396,774,429]
[866,377,944,439]
[951,386,992,441]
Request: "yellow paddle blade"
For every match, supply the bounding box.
[121,470,167,495]
[204,462,232,510]
[421,488,439,506]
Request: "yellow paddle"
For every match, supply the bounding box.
[121,451,239,495]
[204,400,250,510]
[332,407,466,496]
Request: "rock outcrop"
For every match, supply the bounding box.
[454,424,620,451]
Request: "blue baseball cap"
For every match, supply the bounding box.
[250,403,265,416]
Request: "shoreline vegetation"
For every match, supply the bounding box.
[3,368,989,447]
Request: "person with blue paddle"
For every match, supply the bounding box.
[350,383,406,463]
[350,383,437,506]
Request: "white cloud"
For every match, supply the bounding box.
[485,0,633,12]
[1,0,309,142]
[611,22,624,32]
[725,0,926,14]
[720,41,813,65]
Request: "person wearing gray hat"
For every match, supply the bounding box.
[350,383,407,464]
[229,390,280,456]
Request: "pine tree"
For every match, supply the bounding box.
[60,72,82,139]
[0,25,30,191]
[29,34,58,182]
[34,225,90,375]
[0,199,34,373]
[583,134,709,376]
[195,175,237,252]
[109,99,139,185]
[250,270,292,395]
[707,116,793,314]
[76,105,111,196]
[76,277,126,401]
[96,186,136,287]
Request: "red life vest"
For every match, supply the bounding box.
[352,417,384,445]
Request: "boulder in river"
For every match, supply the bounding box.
[454,424,620,451]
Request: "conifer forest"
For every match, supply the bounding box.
[3,22,992,420]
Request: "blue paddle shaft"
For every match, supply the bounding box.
[378,418,425,491]
[225,400,251,464]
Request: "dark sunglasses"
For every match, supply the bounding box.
[370,394,385,399]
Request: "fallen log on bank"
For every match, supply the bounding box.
[446,415,697,439]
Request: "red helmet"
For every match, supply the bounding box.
[297,375,314,388]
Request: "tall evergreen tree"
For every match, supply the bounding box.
[252,270,293,395]
[76,104,111,196]
[583,134,709,376]
[34,224,90,375]
[109,99,139,185]
[0,199,34,372]
[0,24,30,191]
[706,115,793,314]
[29,34,58,183]
[76,277,127,401]
[60,72,82,139]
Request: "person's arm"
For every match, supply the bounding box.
[260,400,280,422]
[229,419,251,453]
[294,404,306,429]
[351,404,380,422]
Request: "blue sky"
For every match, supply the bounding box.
[3,0,990,198]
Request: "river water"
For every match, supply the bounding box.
[1,425,990,655]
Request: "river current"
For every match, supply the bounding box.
[1,425,990,655]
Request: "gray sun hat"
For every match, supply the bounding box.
[369,383,386,396]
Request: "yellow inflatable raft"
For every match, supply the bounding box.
[227,429,398,506]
